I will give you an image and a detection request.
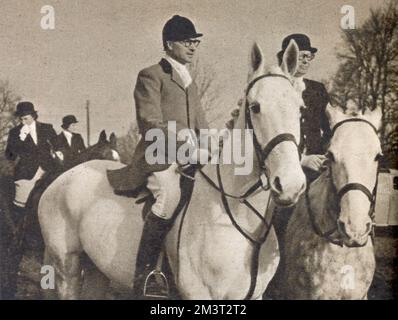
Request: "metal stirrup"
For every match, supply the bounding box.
[143,251,170,299]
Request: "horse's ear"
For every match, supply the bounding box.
[249,42,265,77]
[98,130,107,143]
[280,39,299,77]
[326,103,346,128]
[109,132,117,148]
[363,107,382,130]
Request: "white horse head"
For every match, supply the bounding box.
[326,105,382,247]
[238,40,306,206]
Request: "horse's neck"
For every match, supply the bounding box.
[201,121,260,197]
[303,171,339,231]
[75,147,92,164]
[195,133,268,245]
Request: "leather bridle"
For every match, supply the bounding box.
[307,118,379,246]
[200,73,300,197]
[198,72,301,299]
[244,74,300,175]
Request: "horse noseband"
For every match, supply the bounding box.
[337,183,375,206]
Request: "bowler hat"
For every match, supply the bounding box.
[15,101,37,117]
[162,15,203,43]
[277,34,317,61]
[62,115,78,129]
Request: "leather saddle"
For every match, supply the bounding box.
[114,165,198,221]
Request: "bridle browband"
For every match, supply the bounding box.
[331,118,378,137]
[245,74,299,172]
[245,74,292,95]
[307,118,379,246]
[197,72,300,299]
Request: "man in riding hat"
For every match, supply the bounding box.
[55,115,86,170]
[5,102,59,212]
[277,33,331,181]
[107,15,210,297]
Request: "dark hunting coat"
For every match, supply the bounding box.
[5,122,58,181]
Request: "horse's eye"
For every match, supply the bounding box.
[326,152,335,162]
[250,103,260,114]
[375,153,384,162]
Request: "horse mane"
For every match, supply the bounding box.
[235,64,295,129]
[266,65,285,76]
[344,108,360,117]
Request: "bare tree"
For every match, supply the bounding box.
[330,1,398,168]
[189,57,224,125]
[115,122,140,164]
[0,81,20,150]
[0,81,21,176]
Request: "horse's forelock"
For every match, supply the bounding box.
[267,65,285,77]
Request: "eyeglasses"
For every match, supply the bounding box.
[178,39,201,48]
[298,52,315,61]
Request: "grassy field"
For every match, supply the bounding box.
[5,227,396,300]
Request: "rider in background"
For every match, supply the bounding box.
[55,115,86,170]
[266,34,332,298]
[273,33,331,230]
[277,33,331,182]
[107,15,210,297]
[4,101,59,298]
[5,102,59,214]
[226,35,330,179]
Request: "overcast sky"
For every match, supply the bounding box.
[0,0,388,143]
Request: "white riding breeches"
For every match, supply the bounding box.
[147,163,181,220]
[14,167,45,208]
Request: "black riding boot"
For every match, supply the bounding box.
[12,204,26,223]
[132,211,171,298]
[3,205,27,299]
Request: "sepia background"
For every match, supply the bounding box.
[0,0,396,299]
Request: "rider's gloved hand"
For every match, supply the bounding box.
[54,151,64,161]
[19,125,30,141]
[301,154,327,172]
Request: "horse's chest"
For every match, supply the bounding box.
[285,235,375,299]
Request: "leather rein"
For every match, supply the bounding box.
[306,118,379,246]
[198,73,300,299]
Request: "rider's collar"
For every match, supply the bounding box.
[164,55,192,88]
